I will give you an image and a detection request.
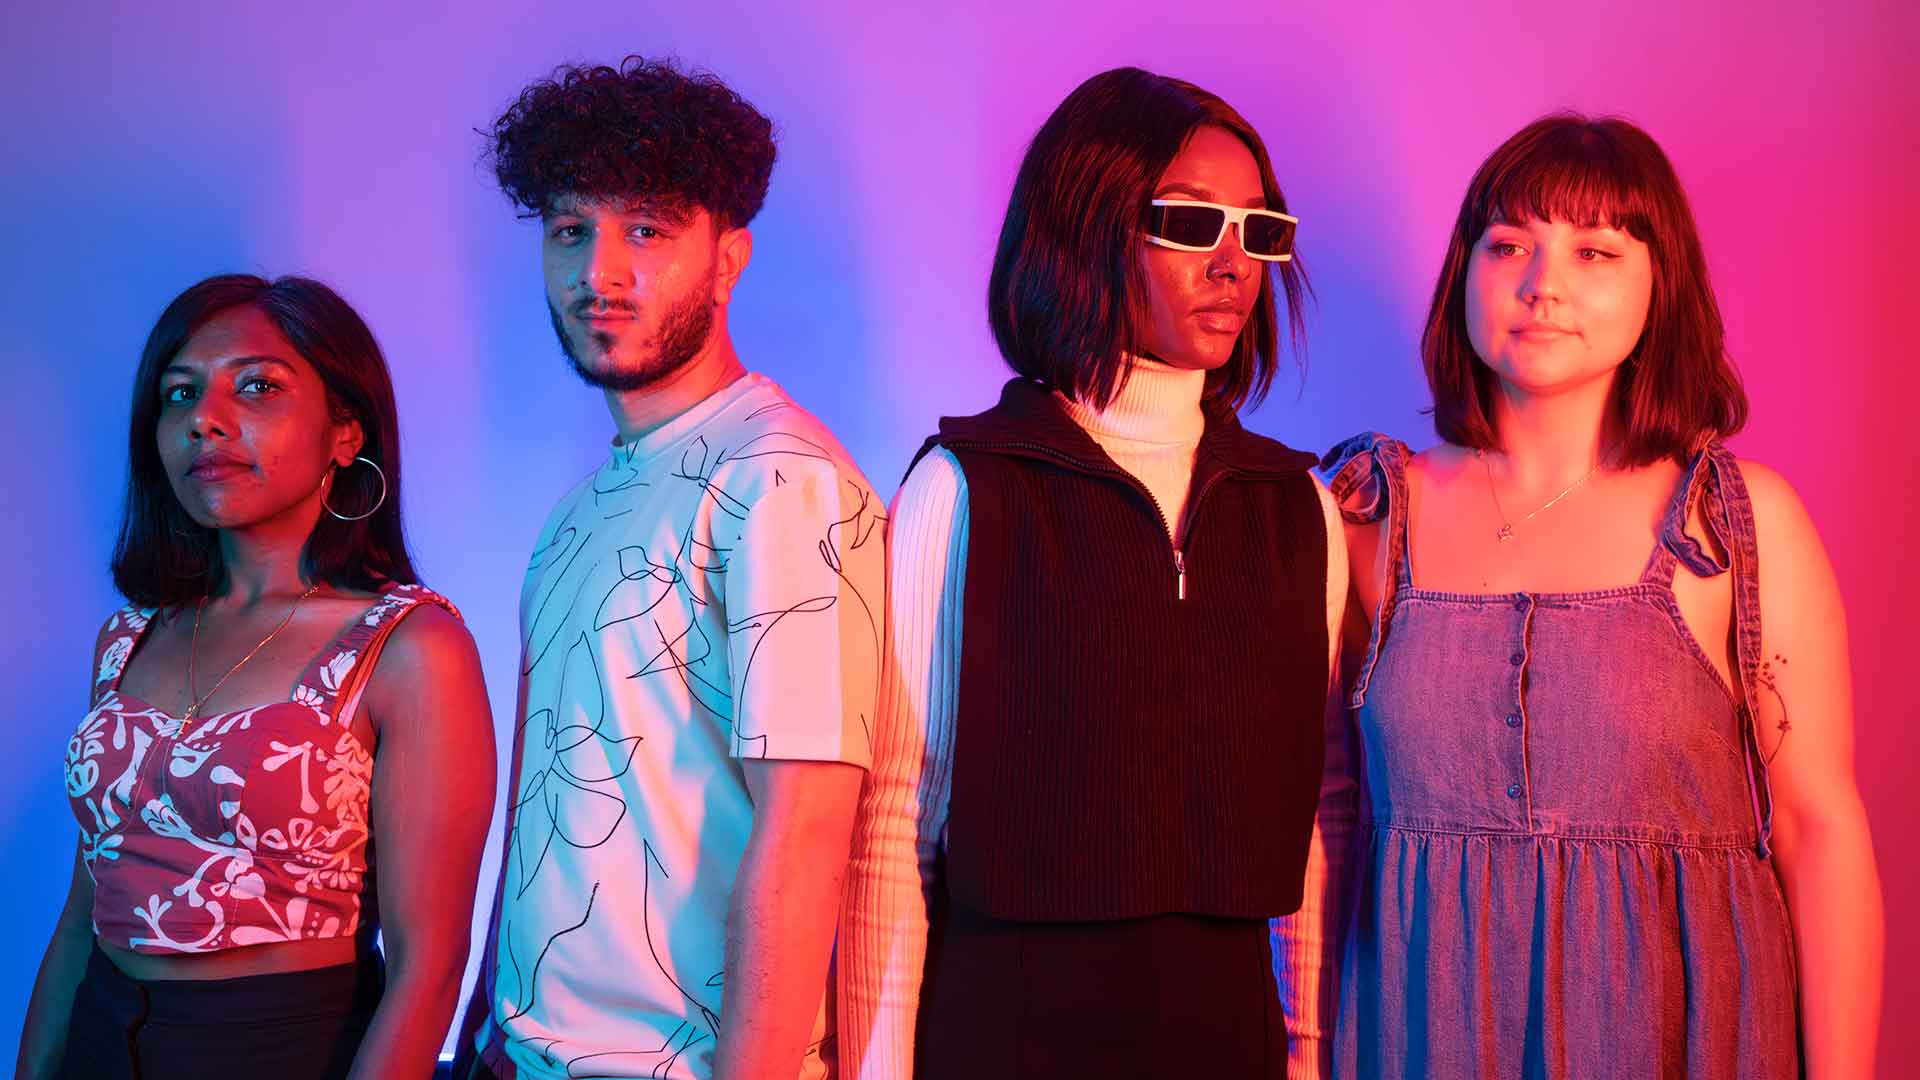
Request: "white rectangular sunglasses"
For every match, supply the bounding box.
[1145,199,1298,262]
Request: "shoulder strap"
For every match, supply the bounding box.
[1654,443,1771,854]
[91,605,160,708]
[1319,433,1412,708]
[1653,445,1733,581]
[293,585,463,726]
[1706,447,1771,856]
[1640,449,1710,588]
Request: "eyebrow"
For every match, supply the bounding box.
[543,196,694,226]
[620,197,693,224]
[1153,183,1265,209]
[162,355,300,377]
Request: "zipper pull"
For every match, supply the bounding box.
[1174,549,1186,601]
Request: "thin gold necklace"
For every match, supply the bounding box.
[183,583,321,724]
[1480,450,1599,543]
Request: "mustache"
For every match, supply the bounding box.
[570,295,640,318]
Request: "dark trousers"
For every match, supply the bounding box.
[917,904,1289,1079]
[60,943,384,1080]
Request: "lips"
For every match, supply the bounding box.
[575,302,638,326]
[1193,303,1247,333]
[187,452,251,481]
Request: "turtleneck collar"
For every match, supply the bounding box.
[1054,358,1206,447]
[922,371,1317,482]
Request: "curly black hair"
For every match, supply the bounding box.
[487,56,776,229]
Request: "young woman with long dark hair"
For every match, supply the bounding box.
[17,275,495,1080]
[838,68,1345,1079]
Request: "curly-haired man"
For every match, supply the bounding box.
[454,58,883,1080]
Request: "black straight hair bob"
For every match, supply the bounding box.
[988,66,1309,413]
[1422,113,1747,466]
[111,274,418,608]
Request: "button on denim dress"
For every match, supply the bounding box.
[1323,434,1797,1079]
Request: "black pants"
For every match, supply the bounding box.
[917,904,1289,1079]
[60,943,384,1080]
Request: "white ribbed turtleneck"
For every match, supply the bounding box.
[1055,358,1208,542]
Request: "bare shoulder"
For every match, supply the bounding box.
[1732,457,1848,648]
[1406,443,1477,501]
[372,602,480,676]
[357,601,491,753]
[1736,457,1805,509]
[361,603,484,714]
[1735,458,1826,561]
[1411,441,1471,472]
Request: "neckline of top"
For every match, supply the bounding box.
[99,587,421,729]
[1053,358,1206,448]
[603,371,765,470]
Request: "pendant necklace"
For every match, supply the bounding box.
[1480,450,1599,543]
[182,583,321,726]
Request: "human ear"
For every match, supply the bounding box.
[332,415,365,467]
[713,226,753,306]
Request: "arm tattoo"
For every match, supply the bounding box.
[1756,653,1790,765]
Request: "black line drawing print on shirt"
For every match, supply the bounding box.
[498,407,887,1065]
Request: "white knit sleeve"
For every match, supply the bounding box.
[1317,473,1346,679]
[1272,473,1357,1080]
[836,447,966,1080]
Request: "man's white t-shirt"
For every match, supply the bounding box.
[474,373,883,1080]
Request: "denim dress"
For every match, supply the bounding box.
[1323,434,1798,1078]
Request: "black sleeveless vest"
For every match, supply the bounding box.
[918,378,1329,922]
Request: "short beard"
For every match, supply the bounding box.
[549,272,716,393]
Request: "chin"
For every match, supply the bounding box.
[1153,344,1232,372]
[182,503,249,533]
[1190,343,1238,371]
[1496,361,1621,397]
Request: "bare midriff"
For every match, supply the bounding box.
[99,933,362,981]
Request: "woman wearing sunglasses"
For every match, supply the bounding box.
[837,67,1343,1080]
[1285,114,1883,1076]
[16,275,495,1080]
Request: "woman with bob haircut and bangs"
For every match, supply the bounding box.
[17,275,494,1080]
[839,67,1346,1080]
[1289,114,1883,1076]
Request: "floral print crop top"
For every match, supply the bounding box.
[65,585,456,954]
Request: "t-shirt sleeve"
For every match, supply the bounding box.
[722,466,885,769]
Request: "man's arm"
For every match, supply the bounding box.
[714,759,865,1080]
[714,462,886,1080]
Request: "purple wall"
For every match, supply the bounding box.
[5,1,1912,1066]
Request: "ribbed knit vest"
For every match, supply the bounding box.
[918,378,1328,922]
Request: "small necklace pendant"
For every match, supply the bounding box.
[1496,524,1515,542]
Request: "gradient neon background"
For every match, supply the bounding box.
[4,1,1913,1068]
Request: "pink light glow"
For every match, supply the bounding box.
[3,0,1912,1068]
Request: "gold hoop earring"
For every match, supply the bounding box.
[323,456,388,522]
